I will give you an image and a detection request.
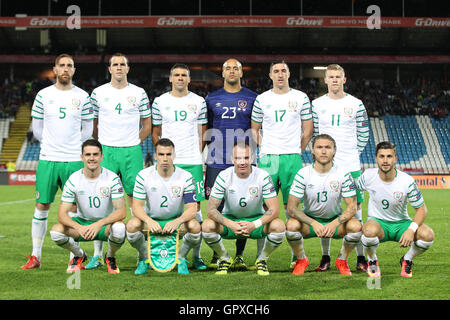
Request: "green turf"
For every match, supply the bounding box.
[0,186,448,300]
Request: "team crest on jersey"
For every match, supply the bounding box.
[329,181,340,192]
[393,191,404,202]
[171,186,182,198]
[248,186,259,199]
[99,186,110,198]
[344,107,353,117]
[288,101,298,111]
[187,104,197,113]
[72,98,81,110]
[238,100,247,110]
[127,96,137,106]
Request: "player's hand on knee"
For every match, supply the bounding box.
[399,229,415,247]
[84,223,101,240]
[162,220,179,234]
[146,219,163,234]
[311,221,325,237]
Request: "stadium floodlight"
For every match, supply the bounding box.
[313,66,327,70]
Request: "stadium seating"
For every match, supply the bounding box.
[8,115,450,174]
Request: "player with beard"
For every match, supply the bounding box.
[22,54,93,269]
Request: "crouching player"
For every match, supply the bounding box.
[202,141,286,276]
[286,134,362,276]
[50,139,127,274]
[126,138,202,275]
[356,141,434,278]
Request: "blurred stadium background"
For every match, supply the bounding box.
[0,0,448,189]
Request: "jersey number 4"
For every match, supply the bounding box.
[115,103,122,114]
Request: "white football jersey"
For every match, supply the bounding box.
[133,165,196,220]
[355,168,425,222]
[210,166,277,218]
[61,168,124,221]
[91,83,151,147]
[151,91,207,165]
[312,94,369,172]
[289,164,357,219]
[31,85,93,161]
[251,88,312,156]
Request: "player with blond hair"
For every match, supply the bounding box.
[311,64,369,272]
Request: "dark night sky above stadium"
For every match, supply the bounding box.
[1,0,449,17]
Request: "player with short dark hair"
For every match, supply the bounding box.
[126,138,202,275]
[357,141,434,278]
[89,53,152,268]
[50,139,127,274]
[251,59,314,267]
[151,63,208,270]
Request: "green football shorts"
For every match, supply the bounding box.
[36,160,84,204]
[101,144,143,197]
[72,217,108,242]
[368,218,412,242]
[220,214,267,240]
[350,170,364,204]
[175,164,205,201]
[258,153,302,205]
[303,214,341,239]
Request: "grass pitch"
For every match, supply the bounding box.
[0,186,448,301]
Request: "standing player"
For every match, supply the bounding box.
[251,59,314,265]
[202,141,285,276]
[49,139,127,274]
[90,53,152,268]
[204,58,258,270]
[151,63,208,270]
[22,54,93,269]
[311,64,369,272]
[126,138,202,275]
[357,142,434,278]
[286,134,361,276]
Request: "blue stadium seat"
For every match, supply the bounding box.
[384,115,427,164]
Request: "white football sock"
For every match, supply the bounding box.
[107,223,126,258]
[286,231,306,259]
[339,232,362,260]
[320,237,331,256]
[259,232,285,260]
[31,208,49,259]
[50,231,84,257]
[93,240,104,257]
[361,235,379,262]
[404,240,433,261]
[127,231,147,260]
[202,232,229,260]
[179,232,202,259]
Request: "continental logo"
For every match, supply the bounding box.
[412,175,450,189]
